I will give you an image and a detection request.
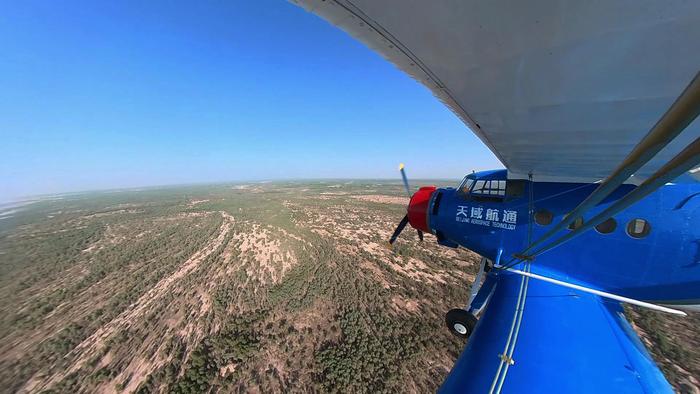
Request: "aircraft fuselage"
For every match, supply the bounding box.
[424,170,700,309]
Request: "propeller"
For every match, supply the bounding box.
[389,214,410,245]
[399,163,411,197]
[389,164,424,245]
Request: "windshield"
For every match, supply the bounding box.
[458,177,474,194]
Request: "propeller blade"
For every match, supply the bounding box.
[389,214,410,245]
[417,229,424,242]
[399,163,411,197]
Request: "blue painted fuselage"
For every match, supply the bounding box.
[432,169,699,393]
[428,169,700,308]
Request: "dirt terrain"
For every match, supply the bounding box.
[0,181,697,393]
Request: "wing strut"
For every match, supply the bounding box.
[521,71,700,256]
[497,265,687,316]
[525,136,700,259]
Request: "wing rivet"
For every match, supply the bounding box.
[498,354,515,365]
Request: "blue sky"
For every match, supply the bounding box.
[0,0,500,202]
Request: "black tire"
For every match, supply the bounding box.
[445,308,478,339]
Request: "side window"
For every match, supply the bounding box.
[534,210,553,226]
[595,218,617,234]
[627,218,651,239]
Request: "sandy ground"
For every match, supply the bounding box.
[352,195,410,205]
[30,212,235,393]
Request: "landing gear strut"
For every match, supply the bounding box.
[445,308,477,339]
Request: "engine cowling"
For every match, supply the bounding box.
[407,186,436,233]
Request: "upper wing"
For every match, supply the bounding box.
[440,271,672,393]
[292,0,700,182]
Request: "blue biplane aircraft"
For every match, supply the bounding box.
[292,1,700,392]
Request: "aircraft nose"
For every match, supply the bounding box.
[407,186,436,233]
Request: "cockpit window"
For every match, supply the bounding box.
[458,177,474,194]
[497,180,506,194]
[472,180,505,196]
[472,180,486,193]
[457,173,513,202]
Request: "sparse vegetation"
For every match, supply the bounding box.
[0,182,696,392]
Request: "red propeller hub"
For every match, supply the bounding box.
[407,186,436,233]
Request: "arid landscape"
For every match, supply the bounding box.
[0,181,698,393]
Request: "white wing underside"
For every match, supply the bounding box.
[293,0,700,182]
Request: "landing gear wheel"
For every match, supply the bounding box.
[445,308,477,339]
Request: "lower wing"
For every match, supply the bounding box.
[440,270,673,393]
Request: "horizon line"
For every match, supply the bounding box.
[2,177,465,205]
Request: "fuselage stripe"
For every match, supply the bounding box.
[488,264,530,394]
[495,264,531,393]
